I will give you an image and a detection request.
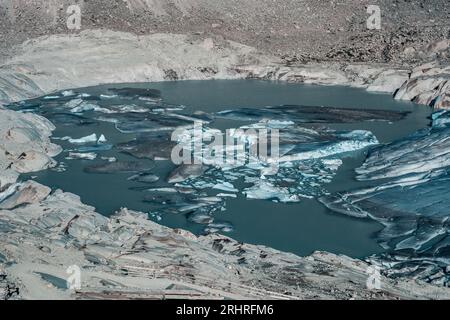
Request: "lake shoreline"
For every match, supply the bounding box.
[0,31,449,300]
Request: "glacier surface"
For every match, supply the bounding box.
[321,110,450,286]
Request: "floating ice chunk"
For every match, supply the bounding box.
[149,212,162,221]
[127,173,160,183]
[108,87,161,101]
[204,222,234,234]
[61,90,75,97]
[64,98,83,109]
[78,144,113,152]
[111,105,149,113]
[244,180,300,203]
[74,103,150,114]
[51,162,67,172]
[43,95,60,100]
[71,102,111,114]
[54,136,71,141]
[264,119,295,129]
[100,94,118,99]
[187,211,214,224]
[175,180,215,190]
[70,104,94,113]
[68,134,97,144]
[143,187,178,193]
[321,159,343,171]
[66,152,97,160]
[97,134,107,143]
[100,156,117,162]
[217,193,237,198]
[260,165,280,176]
[213,182,238,193]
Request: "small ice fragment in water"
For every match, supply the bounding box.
[100,94,118,99]
[78,144,113,152]
[70,102,111,114]
[187,211,214,224]
[53,136,71,141]
[51,162,67,172]
[213,182,238,193]
[149,212,162,221]
[66,152,97,160]
[61,90,75,97]
[244,180,300,203]
[204,222,234,234]
[127,173,160,183]
[97,134,107,143]
[68,134,97,144]
[217,193,237,198]
[100,156,117,162]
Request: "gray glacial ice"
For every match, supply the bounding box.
[217,105,410,124]
[108,87,162,101]
[320,110,450,286]
[84,161,154,174]
[127,172,160,183]
[117,136,177,160]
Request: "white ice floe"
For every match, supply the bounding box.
[262,119,295,129]
[97,134,107,143]
[112,105,149,113]
[213,182,238,193]
[100,94,118,99]
[244,180,300,203]
[217,193,237,198]
[71,103,111,114]
[52,136,71,141]
[68,134,98,144]
[61,90,76,97]
[66,152,97,160]
[101,156,117,162]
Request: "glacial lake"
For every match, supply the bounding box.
[11,80,432,259]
